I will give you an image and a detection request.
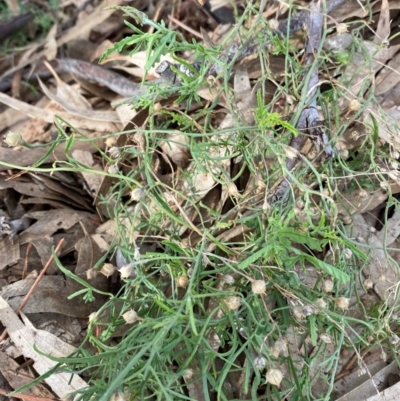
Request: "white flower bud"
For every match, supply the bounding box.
[266,368,283,387]
[5,131,22,147]
[122,309,143,324]
[100,263,115,278]
[224,296,241,311]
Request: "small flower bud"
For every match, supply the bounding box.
[5,131,22,147]
[348,99,361,111]
[101,263,115,278]
[272,338,288,358]
[122,309,143,324]
[292,306,305,321]
[224,295,241,311]
[266,368,283,387]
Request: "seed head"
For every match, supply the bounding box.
[5,131,22,147]
[323,278,334,293]
[336,23,348,34]
[320,333,332,344]
[176,275,189,288]
[100,263,115,278]
[254,355,267,370]
[108,146,121,158]
[223,274,235,285]
[108,164,119,174]
[363,278,374,290]
[122,309,143,324]
[266,368,284,387]
[334,297,350,310]
[224,295,241,311]
[251,279,266,294]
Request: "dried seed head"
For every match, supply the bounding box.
[334,297,350,310]
[357,366,367,377]
[272,338,288,358]
[348,99,361,111]
[107,164,119,174]
[223,274,235,285]
[292,306,305,321]
[86,268,97,280]
[268,19,279,30]
[323,278,334,293]
[390,334,400,344]
[101,263,115,278]
[88,312,97,323]
[176,275,189,288]
[320,333,332,344]
[381,350,387,361]
[378,274,386,282]
[343,248,353,260]
[122,309,143,324]
[254,354,267,370]
[296,199,305,209]
[251,279,266,294]
[339,149,349,159]
[5,131,22,147]
[108,146,121,158]
[363,278,374,290]
[130,188,144,202]
[266,368,284,387]
[336,23,348,34]
[262,199,271,212]
[105,136,117,148]
[227,182,241,199]
[118,263,135,279]
[182,369,194,380]
[224,295,241,311]
[358,189,368,198]
[303,305,316,317]
[109,390,126,401]
[380,180,390,191]
[314,298,327,308]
